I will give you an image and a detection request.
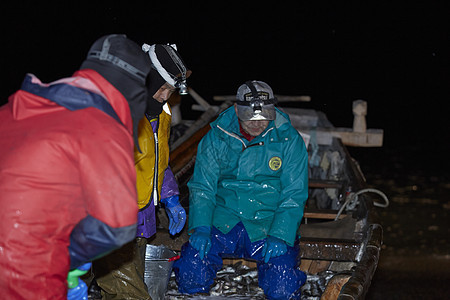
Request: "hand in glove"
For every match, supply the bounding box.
[67,262,91,300]
[189,226,211,260]
[261,236,287,263]
[161,195,186,235]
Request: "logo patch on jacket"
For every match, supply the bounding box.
[268,156,282,171]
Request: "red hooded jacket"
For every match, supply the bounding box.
[0,69,138,299]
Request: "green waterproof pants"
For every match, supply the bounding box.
[94,237,151,300]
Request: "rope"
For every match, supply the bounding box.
[334,188,389,221]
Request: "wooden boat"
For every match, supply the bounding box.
[150,91,388,299]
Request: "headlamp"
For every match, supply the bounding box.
[177,80,189,95]
[142,43,189,96]
[250,99,263,113]
[235,81,277,121]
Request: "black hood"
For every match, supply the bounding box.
[80,34,152,151]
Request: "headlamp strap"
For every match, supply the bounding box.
[237,81,277,107]
[245,81,260,100]
[142,43,187,88]
[87,34,147,83]
[243,81,261,112]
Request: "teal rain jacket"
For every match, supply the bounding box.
[187,106,308,246]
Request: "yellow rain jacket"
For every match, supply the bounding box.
[134,104,172,209]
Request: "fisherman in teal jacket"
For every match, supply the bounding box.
[174,80,308,300]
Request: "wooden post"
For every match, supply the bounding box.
[352,100,367,133]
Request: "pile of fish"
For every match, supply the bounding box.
[301,271,336,299]
[165,261,336,299]
[165,261,265,299]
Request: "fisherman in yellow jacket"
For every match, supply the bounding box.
[93,43,191,300]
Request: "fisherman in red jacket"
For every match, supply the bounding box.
[0,34,153,299]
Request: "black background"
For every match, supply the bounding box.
[2,2,449,172]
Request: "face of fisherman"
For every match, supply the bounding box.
[153,82,176,103]
[240,119,269,137]
[234,104,269,137]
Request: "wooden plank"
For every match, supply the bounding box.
[321,274,351,300]
[189,88,211,110]
[222,258,257,268]
[304,208,346,220]
[308,260,331,275]
[309,179,344,189]
[170,101,230,151]
[304,211,346,220]
[333,128,384,147]
[296,127,383,147]
[300,238,360,261]
[299,259,313,272]
[213,95,311,102]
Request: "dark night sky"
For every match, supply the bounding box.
[2,2,449,176]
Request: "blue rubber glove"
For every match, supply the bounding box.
[189,226,212,260]
[161,195,186,235]
[261,236,287,263]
